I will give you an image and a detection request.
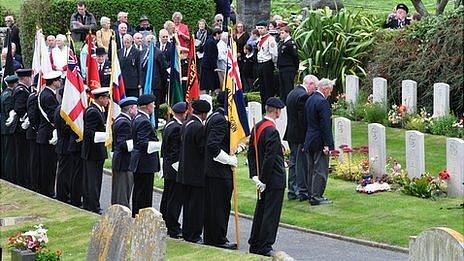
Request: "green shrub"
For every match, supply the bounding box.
[404,115,427,132]
[244,92,261,103]
[159,103,169,120]
[363,102,388,124]
[428,115,463,137]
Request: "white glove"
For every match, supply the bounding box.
[126,139,134,152]
[147,141,162,154]
[49,129,58,145]
[94,132,107,143]
[235,143,247,154]
[213,150,238,167]
[109,151,114,158]
[252,176,266,192]
[21,117,30,130]
[171,161,179,172]
[5,110,17,126]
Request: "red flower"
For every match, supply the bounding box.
[398,104,407,113]
[342,147,353,153]
[439,170,450,180]
[339,144,349,149]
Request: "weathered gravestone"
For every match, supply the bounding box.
[275,107,289,150]
[248,101,263,130]
[405,131,425,179]
[236,0,270,33]
[334,117,352,162]
[409,227,464,261]
[373,77,388,105]
[131,208,167,261]
[402,80,418,113]
[345,75,359,106]
[433,83,450,118]
[87,205,133,261]
[368,123,386,177]
[200,94,213,115]
[446,138,464,197]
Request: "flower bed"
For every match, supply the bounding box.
[7,224,61,260]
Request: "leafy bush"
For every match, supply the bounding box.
[402,173,448,199]
[363,102,388,124]
[428,115,463,138]
[244,92,261,103]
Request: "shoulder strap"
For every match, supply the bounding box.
[37,90,53,126]
[255,120,276,146]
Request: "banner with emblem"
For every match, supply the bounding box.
[185,34,200,104]
[85,32,100,92]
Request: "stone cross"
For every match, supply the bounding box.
[131,208,167,261]
[334,117,352,162]
[275,107,289,150]
[372,77,388,105]
[87,205,133,261]
[247,101,262,130]
[368,123,386,177]
[409,227,464,261]
[345,75,359,106]
[405,131,425,179]
[446,138,464,197]
[402,80,417,113]
[432,83,450,118]
[200,94,213,116]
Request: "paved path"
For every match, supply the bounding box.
[100,173,408,261]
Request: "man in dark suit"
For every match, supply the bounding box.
[384,4,411,29]
[200,28,222,93]
[81,87,110,213]
[284,75,318,201]
[54,100,72,203]
[303,79,335,206]
[36,71,61,196]
[160,102,187,239]
[112,12,135,35]
[26,81,40,191]
[119,34,141,97]
[129,94,161,217]
[157,29,173,68]
[1,75,18,182]
[96,47,111,88]
[177,100,211,243]
[277,26,299,105]
[4,15,21,55]
[204,92,238,249]
[115,22,129,51]
[111,97,138,208]
[247,97,286,257]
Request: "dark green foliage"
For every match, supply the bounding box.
[0,6,16,26]
[428,115,464,138]
[363,103,388,125]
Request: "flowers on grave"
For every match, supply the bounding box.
[438,169,450,180]
[356,174,391,194]
[402,172,448,199]
[388,104,407,126]
[7,224,61,260]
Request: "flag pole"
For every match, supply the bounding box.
[252,118,261,200]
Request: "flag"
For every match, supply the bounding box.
[1,28,14,90]
[31,29,52,89]
[185,34,200,103]
[225,37,250,152]
[105,36,126,147]
[60,35,87,140]
[143,42,157,125]
[86,33,100,91]
[168,36,184,107]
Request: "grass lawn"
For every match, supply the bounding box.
[0,181,265,260]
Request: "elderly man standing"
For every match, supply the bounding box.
[4,15,21,55]
[304,79,335,206]
[284,75,318,201]
[172,12,190,48]
[116,23,128,50]
[96,17,113,51]
[69,1,96,42]
[113,11,134,35]
[118,34,141,97]
[157,29,173,67]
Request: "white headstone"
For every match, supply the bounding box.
[247,101,262,130]
[334,117,352,162]
[405,131,425,179]
[200,94,213,115]
[409,227,464,261]
[373,77,388,105]
[275,107,289,150]
[345,75,359,105]
[402,80,417,113]
[368,123,387,177]
[446,138,464,197]
[432,83,450,118]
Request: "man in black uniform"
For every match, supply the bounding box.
[160,101,187,238]
[177,99,211,243]
[129,94,161,217]
[118,34,141,97]
[277,26,299,105]
[247,97,286,257]
[1,75,18,182]
[81,87,110,213]
[204,91,238,249]
[25,80,40,191]
[69,130,84,207]
[111,96,138,208]
[37,71,61,196]
[96,47,111,88]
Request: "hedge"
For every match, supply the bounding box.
[19,0,216,66]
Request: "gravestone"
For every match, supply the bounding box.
[373,77,388,105]
[87,205,133,261]
[446,138,464,197]
[432,83,450,118]
[248,101,263,130]
[402,80,417,113]
[275,107,289,150]
[405,131,425,179]
[334,117,352,162]
[200,94,213,115]
[236,0,270,32]
[131,208,167,261]
[409,227,464,261]
[368,123,386,177]
[345,75,359,106]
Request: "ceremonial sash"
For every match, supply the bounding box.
[255,120,275,146]
[257,34,271,49]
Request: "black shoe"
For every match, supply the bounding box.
[187,238,203,244]
[215,242,238,250]
[169,233,182,239]
[263,250,276,257]
[298,195,309,201]
[288,195,298,200]
[310,196,332,206]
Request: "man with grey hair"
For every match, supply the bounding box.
[96,16,113,51]
[133,32,145,51]
[4,15,21,55]
[118,34,141,97]
[116,23,128,50]
[113,11,134,35]
[284,75,318,201]
[46,35,56,52]
[303,78,335,206]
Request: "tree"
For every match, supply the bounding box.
[411,0,450,16]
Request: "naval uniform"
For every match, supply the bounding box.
[12,82,30,187]
[256,33,278,111]
[54,105,73,203]
[26,90,40,191]
[277,36,299,105]
[1,87,16,182]
[68,131,84,207]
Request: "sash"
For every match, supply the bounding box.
[255,120,276,147]
[257,34,271,49]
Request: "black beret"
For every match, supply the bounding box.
[192,100,211,113]
[256,20,268,27]
[172,102,187,113]
[4,75,19,84]
[119,97,138,107]
[96,47,107,56]
[396,4,409,13]
[216,91,226,106]
[16,68,33,77]
[138,94,156,106]
[266,97,285,109]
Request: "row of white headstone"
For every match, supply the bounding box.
[334,116,464,197]
[345,75,450,117]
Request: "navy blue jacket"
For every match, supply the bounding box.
[81,103,108,160]
[156,41,173,68]
[201,36,218,70]
[118,46,141,90]
[36,87,59,144]
[284,85,311,143]
[12,83,30,133]
[303,91,334,153]
[129,111,160,174]
[205,108,232,180]
[54,105,71,155]
[161,118,182,180]
[112,113,133,172]
[0,88,14,135]
[26,91,39,140]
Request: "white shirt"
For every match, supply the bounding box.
[264,116,276,125]
[217,40,228,70]
[51,46,68,73]
[257,34,278,63]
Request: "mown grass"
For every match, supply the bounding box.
[0,181,265,260]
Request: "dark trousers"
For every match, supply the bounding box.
[288,142,309,199]
[278,67,296,105]
[82,160,104,213]
[132,172,154,217]
[111,170,133,208]
[28,139,40,191]
[56,153,73,203]
[38,143,57,197]
[308,150,329,198]
[257,60,276,110]
[2,134,16,183]
[70,152,83,207]
[14,132,29,187]
[160,178,173,219]
[165,181,183,236]
[204,177,233,245]
[248,188,284,255]
[125,88,140,98]
[182,184,204,242]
